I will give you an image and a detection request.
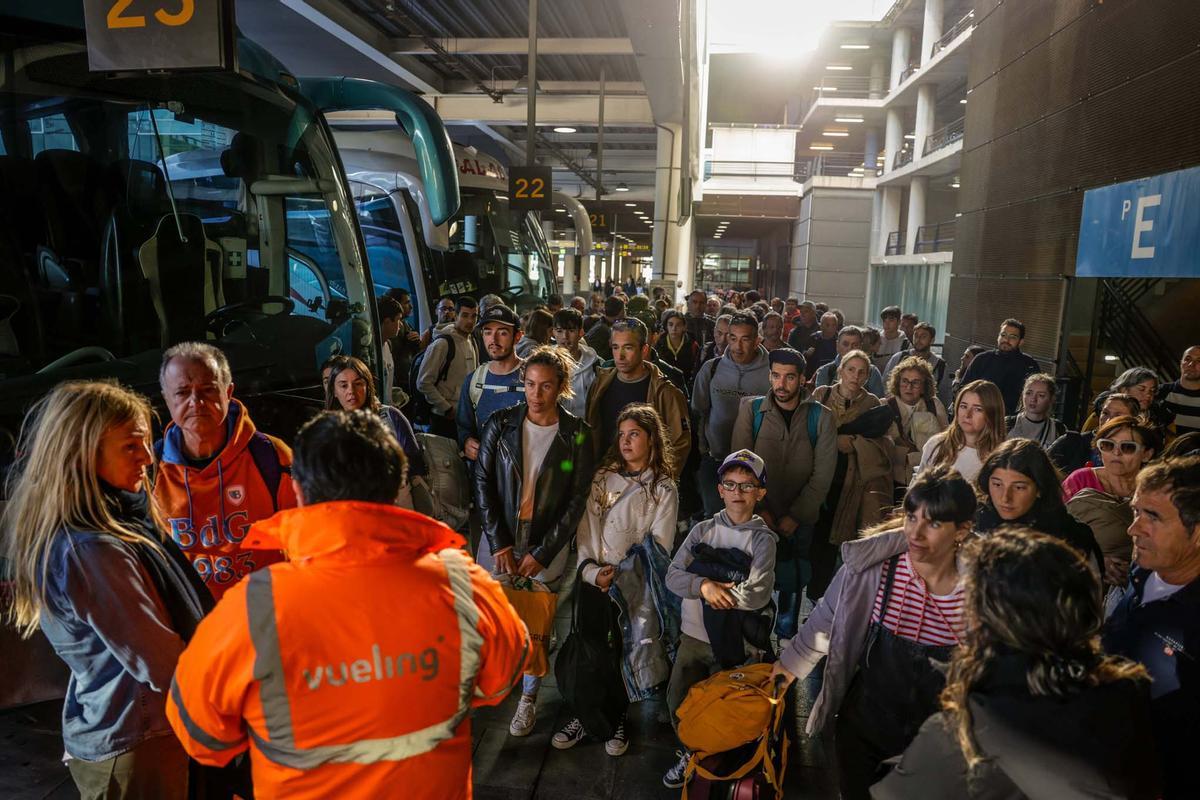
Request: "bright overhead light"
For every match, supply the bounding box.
[960,98,968,104]
[951,179,961,188]
[556,208,567,213]
[904,133,915,140]
[826,65,853,71]
[1104,354,1119,362]
[552,126,577,134]
[840,43,870,50]
[823,130,850,137]
[810,143,834,151]
[720,221,730,225]
[615,182,630,192]
[813,86,838,92]
[834,116,864,123]
[624,202,637,207]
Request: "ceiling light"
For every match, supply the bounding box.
[624,202,636,207]
[556,208,567,213]
[826,65,853,71]
[840,43,870,50]
[904,133,915,139]
[1104,354,1119,362]
[813,86,838,92]
[720,221,730,225]
[960,98,967,104]
[823,130,850,137]
[552,126,577,134]
[810,143,834,151]
[616,183,630,192]
[834,116,864,123]
[951,178,961,188]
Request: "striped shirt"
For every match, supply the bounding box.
[871,553,965,646]
[1162,381,1200,436]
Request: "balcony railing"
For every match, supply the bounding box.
[705,160,803,181]
[810,75,879,100]
[914,219,957,253]
[798,152,871,179]
[931,10,976,58]
[923,115,965,156]
[885,230,904,256]
[897,62,919,85]
[893,145,914,170]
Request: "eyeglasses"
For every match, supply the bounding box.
[719,479,761,493]
[1096,438,1144,455]
[899,378,924,389]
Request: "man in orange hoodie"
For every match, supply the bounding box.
[154,342,295,599]
[168,410,529,799]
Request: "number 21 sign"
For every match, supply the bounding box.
[508,165,552,212]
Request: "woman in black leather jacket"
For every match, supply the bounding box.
[474,345,595,737]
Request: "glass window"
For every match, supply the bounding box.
[29,112,78,155]
[349,181,416,301]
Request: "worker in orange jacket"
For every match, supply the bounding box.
[154,343,295,599]
[167,410,529,800]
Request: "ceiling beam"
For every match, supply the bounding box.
[391,37,635,56]
[430,94,653,126]
[446,80,646,95]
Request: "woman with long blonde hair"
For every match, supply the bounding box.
[872,529,1159,799]
[553,403,679,757]
[915,379,1006,483]
[2,381,209,798]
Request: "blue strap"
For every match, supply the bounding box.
[807,403,821,448]
[751,397,766,440]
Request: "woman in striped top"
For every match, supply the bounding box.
[772,465,977,800]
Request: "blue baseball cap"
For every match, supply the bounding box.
[718,449,767,486]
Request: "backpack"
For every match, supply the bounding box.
[677,663,790,800]
[466,363,525,409]
[154,431,285,511]
[414,432,471,530]
[407,334,455,424]
[750,398,823,446]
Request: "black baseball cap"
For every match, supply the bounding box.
[475,304,522,331]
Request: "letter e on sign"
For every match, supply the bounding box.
[509,166,553,212]
[1131,194,1161,260]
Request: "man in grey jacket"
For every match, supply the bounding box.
[691,312,771,516]
[730,348,837,636]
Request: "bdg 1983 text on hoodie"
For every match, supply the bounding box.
[153,401,296,600]
[665,510,777,645]
[691,350,771,460]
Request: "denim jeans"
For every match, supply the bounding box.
[696,456,723,518]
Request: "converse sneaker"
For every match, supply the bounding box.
[604,717,628,756]
[662,748,691,788]
[508,695,537,737]
[551,717,587,750]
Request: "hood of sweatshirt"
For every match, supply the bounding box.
[710,508,777,545]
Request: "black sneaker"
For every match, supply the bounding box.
[662,749,691,788]
[551,717,586,750]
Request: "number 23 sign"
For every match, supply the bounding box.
[83,0,236,73]
[508,166,553,212]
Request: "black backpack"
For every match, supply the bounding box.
[407,334,455,424]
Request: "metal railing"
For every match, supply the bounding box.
[923,115,966,156]
[705,160,804,181]
[914,219,956,253]
[897,62,919,85]
[885,230,904,255]
[798,151,870,179]
[893,145,914,170]
[1096,279,1178,381]
[810,75,879,100]
[931,10,976,58]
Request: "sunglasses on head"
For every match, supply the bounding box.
[1096,438,1144,455]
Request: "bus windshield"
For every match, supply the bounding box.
[0,29,374,429]
[437,190,552,313]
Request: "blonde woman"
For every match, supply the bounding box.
[2,381,210,798]
[916,379,1007,483]
[553,403,679,757]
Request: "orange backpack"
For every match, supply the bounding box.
[676,663,789,798]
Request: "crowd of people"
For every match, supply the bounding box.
[2,281,1198,799]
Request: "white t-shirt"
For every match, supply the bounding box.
[519,419,560,520]
[916,431,983,483]
[1143,572,1186,604]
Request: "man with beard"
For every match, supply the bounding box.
[457,305,526,467]
[961,318,1041,414]
[730,348,836,637]
[685,289,715,350]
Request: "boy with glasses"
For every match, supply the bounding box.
[661,449,777,788]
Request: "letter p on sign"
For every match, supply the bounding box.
[1131,194,1162,259]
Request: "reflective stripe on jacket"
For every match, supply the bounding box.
[167,502,529,799]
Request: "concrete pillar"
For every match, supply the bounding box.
[920,0,945,65]
[864,127,880,174]
[889,27,911,89]
[879,186,902,256]
[906,175,928,255]
[562,254,576,294]
[914,83,937,159]
[869,188,883,259]
[884,108,903,173]
[652,123,694,300]
[869,59,886,99]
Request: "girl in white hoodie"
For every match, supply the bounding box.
[553,403,679,756]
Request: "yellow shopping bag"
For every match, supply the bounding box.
[496,575,558,677]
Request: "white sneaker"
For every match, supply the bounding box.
[509,695,537,737]
[604,718,628,756]
[552,717,586,749]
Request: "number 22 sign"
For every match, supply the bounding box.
[508,165,553,212]
[83,0,236,73]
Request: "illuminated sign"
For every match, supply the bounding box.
[83,0,236,73]
[509,165,552,212]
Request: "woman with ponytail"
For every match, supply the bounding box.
[872,528,1161,799]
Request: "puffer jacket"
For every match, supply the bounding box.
[1065,488,1133,561]
[778,529,908,734]
[585,362,690,477]
[474,404,594,570]
[871,656,1161,800]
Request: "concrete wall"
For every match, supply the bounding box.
[789,187,874,324]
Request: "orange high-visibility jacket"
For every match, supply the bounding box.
[153,401,296,600]
[166,502,529,800]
